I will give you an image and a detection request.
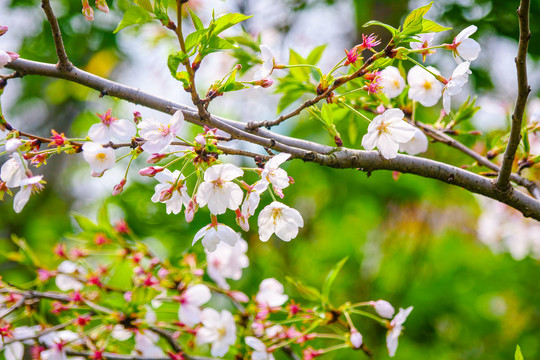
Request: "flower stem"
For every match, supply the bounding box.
[341,102,372,124]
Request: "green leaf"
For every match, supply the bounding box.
[363,20,398,36]
[321,103,334,126]
[420,19,451,33]
[218,68,247,93]
[97,203,110,228]
[114,6,153,33]
[348,116,358,144]
[133,0,152,12]
[185,28,210,54]
[321,257,348,308]
[206,35,237,52]
[73,214,99,232]
[189,8,204,30]
[515,345,524,360]
[211,13,253,35]
[286,276,322,301]
[306,44,327,65]
[289,49,310,81]
[372,57,394,70]
[403,2,432,30]
[175,71,190,88]
[277,90,304,113]
[167,51,188,78]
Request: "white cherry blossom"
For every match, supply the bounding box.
[178,284,212,327]
[151,169,190,215]
[3,326,41,360]
[5,138,23,153]
[254,45,275,80]
[241,189,262,217]
[442,62,472,114]
[399,127,428,155]
[1,156,27,188]
[350,328,363,349]
[206,239,249,289]
[258,201,303,242]
[197,163,244,215]
[407,65,443,107]
[197,308,237,357]
[245,336,275,360]
[138,110,184,153]
[451,25,481,63]
[386,306,413,357]
[361,109,416,159]
[111,325,133,341]
[193,223,240,252]
[82,142,116,176]
[39,330,80,360]
[258,153,291,198]
[55,260,85,291]
[380,66,406,98]
[13,175,44,213]
[410,33,436,62]
[255,278,288,307]
[88,109,136,143]
[134,331,164,358]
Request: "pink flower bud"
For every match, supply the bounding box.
[112,178,126,196]
[260,78,273,88]
[185,199,197,223]
[376,104,386,114]
[0,26,7,37]
[82,3,94,21]
[124,291,132,302]
[91,170,104,177]
[95,0,109,13]
[138,166,164,177]
[37,269,54,282]
[114,219,130,234]
[157,268,169,278]
[371,299,395,319]
[350,328,363,349]
[228,290,249,303]
[146,153,167,164]
[159,188,173,202]
[133,111,142,124]
[7,52,19,61]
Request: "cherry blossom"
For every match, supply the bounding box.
[1,156,27,188]
[178,284,212,327]
[134,331,165,358]
[257,153,292,198]
[361,108,416,159]
[386,306,413,357]
[245,336,275,360]
[380,66,405,98]
[137,110,184,153]
[206,239,249,289]
[407,65,443,107]
[197,163,244,215]
[196,308,237,357]
[151,169,190,215]
[258,201,304,242]
[449,25,481,63]
[2,326,41,360]
[111,325,133,341]
[81,142,116,176]
[5,138,23,153]
[88,109,136,143]
[370,299,395,319]
[442,61,472,114]
[55,260,84,291]
[193,223,240,252]
[410,33,436,62]
[241,189,263,217]
[13,175,44,213]
[254,45,275,81]
[255,278,288,307]
[39,330,80,360]
[399,127,429,155]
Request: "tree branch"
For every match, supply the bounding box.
[66,350,217,360]
[6,58,540,220]
[496,0,531,191]
[41,0,72,71]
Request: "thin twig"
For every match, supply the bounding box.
[0,295,26,320]
[41,0,72,71]
[149,326,182,353]
[496,0,531,191]
[66,350,217,360]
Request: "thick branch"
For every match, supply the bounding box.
[41,0,72,71]
[496,0,531,190]
[6,58,540,220]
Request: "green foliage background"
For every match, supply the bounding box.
[1,0,540,359]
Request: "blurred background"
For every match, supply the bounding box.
[1,0,540,358]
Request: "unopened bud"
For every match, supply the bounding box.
[112,178,126,196]
[371,299,395,319]
[7,52,19,61]
[260,78,273,88]
[133,111,142,124]
[350,328,363,349]
[469,130,482,136]
[95,0,109,13]
[159,188,173,202]
[91,170,104,177]
[82,1,94,21]
[5,138,23,153]
[0,26,7,37]
[334,136,342,147]
[228,290,249,303]
[138,166,164,177]
[234,64,242,70]
[146,153,167,164]
[486,150,499,160]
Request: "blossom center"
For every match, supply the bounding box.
[271,208,283,225]
[96,153,107,162]
[423,80,432,90]
[377,121,390,134]
[158,124,171,135]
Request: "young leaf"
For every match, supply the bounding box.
[114,6,153,34]
[420,19,451,33]
[286,276,322,301]
[306,44,327,65]
[515,345,524,360]
[321,103,334,126]
[321,257,348,308]
[212,13,253,35]
[133,0,153,12]
[167,51,188,78]
[403,2,432,30]
[189,8,204,30]
[363,20,398,36]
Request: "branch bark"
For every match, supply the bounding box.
[41,0,72,71]
[496,0,531,191]
[6,58,540,220]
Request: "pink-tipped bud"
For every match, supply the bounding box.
[185,199,197,223]
[350,328,363,349]
[133,111,142,124]
[376,104,386,114]
[95,0,109,13]
[157,268,169,278]
[370,299,395,319]
[124,291,132,302]
[91,170,104,178]
[147,153,167,164]
[0,26,7,37]
[138,166,164,177]
[112,178,126,196]
[235,64,242,70]
[82,1,94,21]
[7,52,19,61]
[159,188,173,202]
[260,78,274,88]
[228,290,249,303]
